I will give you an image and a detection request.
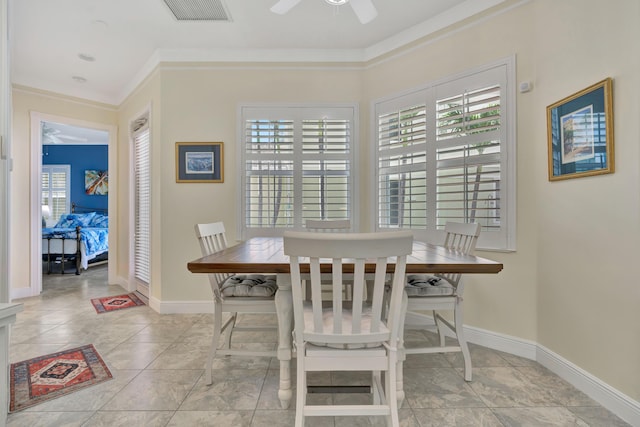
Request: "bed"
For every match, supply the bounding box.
[42,203,109,275]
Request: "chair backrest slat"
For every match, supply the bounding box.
[331,259,343,332]
[440,222,481,286]
[309,258,324,331]
[284,231,413,347]
[195,222,232,300]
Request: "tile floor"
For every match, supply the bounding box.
[7,265,631,426]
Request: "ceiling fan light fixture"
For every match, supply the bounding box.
[325,0,348,5]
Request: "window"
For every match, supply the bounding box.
[375,59,515,250]
[132,118,151,285]
[240,105,356,237]
[41,164,70,225]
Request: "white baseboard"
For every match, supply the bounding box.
[10,286,35,301]
[536,345,640,427]
[465,325,640,426]
[114,275,131,291]
[464,324,537,360]
[151,298,214,314]
[113,277,211,313]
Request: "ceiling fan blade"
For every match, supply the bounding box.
[350,0,377,24]
[44,134,63,144]
[57,134,88,142]
[270,0,303,15]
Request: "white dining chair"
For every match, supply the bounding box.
[195,222,278,385]
[284,230,413,427]
[305,219,353,300]
[403,221,480,381]
[304,219,351,231]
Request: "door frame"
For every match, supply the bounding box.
[29,112,117,296]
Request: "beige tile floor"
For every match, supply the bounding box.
[7,265,631,426]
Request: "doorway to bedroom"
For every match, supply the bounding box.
[30,112,117,296]
[41,121,108,277]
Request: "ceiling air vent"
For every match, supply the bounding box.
[163,0,231,21]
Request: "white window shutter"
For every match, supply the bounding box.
[375,60,515,250]
[41,164,71,224]
[241,106,355,236]
[435,83,502,231]
[133,128,151,284]
[377,104,427,228]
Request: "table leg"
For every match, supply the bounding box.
[275,273,293,409]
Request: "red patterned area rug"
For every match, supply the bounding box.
[10,344,113,412]
[91,292,145,314]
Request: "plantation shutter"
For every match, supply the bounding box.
[244,118,295,228]
[375,60,514,250]
[41,165,71,224]
[435,83,502,231]
[377,100,427,228]
[301,118,350,222]
[133,126,151,284]
[241,106,354,237]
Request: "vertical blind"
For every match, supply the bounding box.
[241,106,354,234]
[133,127,151,284]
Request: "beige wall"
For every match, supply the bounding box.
[9,88,117,292]
[157,66,364,302]
[531,0,640,401]
[10,0,640,404]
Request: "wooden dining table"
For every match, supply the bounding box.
[187,236,503,409]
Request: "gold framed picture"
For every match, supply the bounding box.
[547,78,614,181]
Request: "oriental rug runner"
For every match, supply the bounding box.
[91,292,145,314]
[10,344,113,412]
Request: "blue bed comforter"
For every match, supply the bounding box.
[42,227,109,264]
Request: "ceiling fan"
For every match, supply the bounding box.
[271,0,378,24]
[41,123,88,145]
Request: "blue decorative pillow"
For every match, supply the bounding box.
[88,214,109,228]
[54,212,97,228]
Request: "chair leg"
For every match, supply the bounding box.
[433,309,447,347]
[454,301,472,381]
[206,304,223,385]
[395,354,405,406]
[295,346,306,427]
[387,351,400,427]
[372,371,381,404]
[223,312,238,349]
[396,291,407,406]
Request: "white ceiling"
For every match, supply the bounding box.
[11,0,507,105]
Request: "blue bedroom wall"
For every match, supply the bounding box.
[42,144,108,211]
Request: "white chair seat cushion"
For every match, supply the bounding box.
[220,274,278,297]
[301,302,387,349]
[405,274,454,296]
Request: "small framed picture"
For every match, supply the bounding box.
[175,142,224,183]
[546,78,614,181]
[85,170,108,195]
